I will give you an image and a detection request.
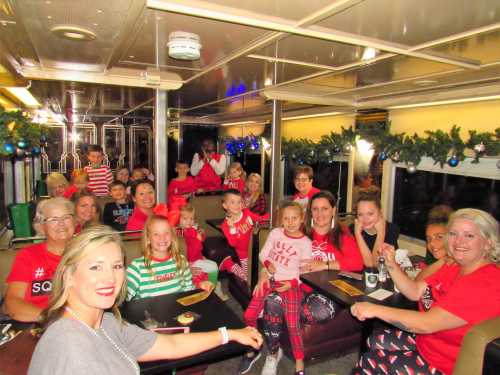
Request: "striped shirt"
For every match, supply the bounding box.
[83,164,113,196]
[126,255,194,301]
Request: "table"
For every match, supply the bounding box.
[205,218,269,290]
[300,270,417,353]
[121,290,247,374]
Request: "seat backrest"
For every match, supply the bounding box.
[453,316,500,375]
[191,193,225,237]
[0,249,21,297]
[121,235,188,267]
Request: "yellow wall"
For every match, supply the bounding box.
[389,99,500,136]
[282,114,356,141]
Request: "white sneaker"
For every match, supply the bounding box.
[261,347,283,375]
[214,281,229,301]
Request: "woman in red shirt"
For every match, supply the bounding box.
[351,208,500,375]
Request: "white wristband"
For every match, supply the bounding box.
[218,326,229,345]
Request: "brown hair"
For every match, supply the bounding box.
[87,144,103,154]
[72,191,101,226]
[228,161,246,179]
[294,165,314,180]
[428,205,453,226]
[356,192,382,210]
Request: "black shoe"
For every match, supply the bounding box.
[238,350,262,374]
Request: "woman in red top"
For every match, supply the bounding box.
[126,180,156,233]
[351,208,500,375]
[4,197,76,321]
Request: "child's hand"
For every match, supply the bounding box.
[266,262,276,274]
[199,281,215,293]
[196,228,205,240]
[275,281,292,293]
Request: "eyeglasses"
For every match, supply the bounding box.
[44,214,74,225]
[294,177,311,183]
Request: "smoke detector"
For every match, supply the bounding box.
[167,31,201,60]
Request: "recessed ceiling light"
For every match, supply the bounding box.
[51,25,96,41]
[128,55,135,59]
[47,15,52,19]
[97,9,103,13]
[93,23,98,26]
[45,0,52,4]
[361,47,378,61]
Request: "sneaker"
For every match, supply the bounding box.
[238,350,262,374]
[214,281,229,302]
[261,347,283,375]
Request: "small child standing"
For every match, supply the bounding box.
[83,144,113,197]
[63,169,91,199]
[168,160,198,198]
[242,201,311,375]
[126,214,213,301]
[220,189,269,283]
[177,205,228,300]
[103,180,134,231]
[223,162,245,194]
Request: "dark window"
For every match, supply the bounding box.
[393,167,499,240]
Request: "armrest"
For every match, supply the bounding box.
[453,317,500,375]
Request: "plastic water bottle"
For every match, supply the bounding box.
[378,256,388,283]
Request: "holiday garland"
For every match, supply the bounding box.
[282,124,500,168]
[0,105,46,158]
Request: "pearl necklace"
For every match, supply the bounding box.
[65,307,140,375]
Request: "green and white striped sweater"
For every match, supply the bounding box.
[126,255,194,301]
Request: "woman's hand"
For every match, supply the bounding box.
[253,271,270,296]
[374,217,386,235]
[275,281,292,293]
[228,327,263,350]
[300,259,326,273]
[354,218,362,235]
[199,281,215,293]
[266,262,276,274]
[380,243,397,269]
[350,302,379,321]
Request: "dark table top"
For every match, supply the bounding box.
[205,218,224,232]
[300,270,417,310]
[121,290,247,374]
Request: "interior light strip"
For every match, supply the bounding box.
[387,94,500,109]
[4,87,41,107]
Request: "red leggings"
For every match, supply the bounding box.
[244,284,304,360]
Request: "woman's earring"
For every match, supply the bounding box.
[331,217,335,229]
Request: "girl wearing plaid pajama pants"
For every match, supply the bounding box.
[244,202,312,375]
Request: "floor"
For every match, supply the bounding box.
[205,280,358,375]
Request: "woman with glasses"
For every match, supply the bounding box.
[4,197,76,322]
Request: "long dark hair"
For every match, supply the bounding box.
[305,190,343,251]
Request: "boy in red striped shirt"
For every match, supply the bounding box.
[83,144,113,197]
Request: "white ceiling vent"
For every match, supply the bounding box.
[167,31,201,61]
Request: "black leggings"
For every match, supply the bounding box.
[353,328,443,375]
[261,291,337,354]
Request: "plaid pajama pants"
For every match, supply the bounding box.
[244,284,304,360]
[353,328,443,375]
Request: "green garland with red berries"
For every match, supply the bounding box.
[282,124,500,168]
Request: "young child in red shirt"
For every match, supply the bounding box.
[220,189,269,282]
[223,162,245,194]
[63,169,92,199]
[83,145,113,197]
[168,160,198,199]
[243,201,311,374]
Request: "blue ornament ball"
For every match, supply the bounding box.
[379,152,388,161]
[17,139,27,149]
[3,143,15,155]
[32,146,41,155]
[448,155,459,167]
[237,141,246,151]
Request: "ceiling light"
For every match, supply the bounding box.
[414,79,438,86]
[168,31,201,60]
[361,47,378,61]
[5,87,41,108]
[97,9,103,13]
[388,94,500,109]
[220,121,257,127]
[282,111,345,121]
[47,16,52,20]
[51,25,96,41]
[264,77,273,86]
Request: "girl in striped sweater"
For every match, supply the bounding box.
[126,214,214,301]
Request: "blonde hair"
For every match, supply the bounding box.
[70,169,89,184]
[46,173,69,196]
[142,215,188,280]
[228,162,246,179]
[180,204,195,216]
[41,225,125,326]
[278,200,304,226]
[447,208,499,263]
